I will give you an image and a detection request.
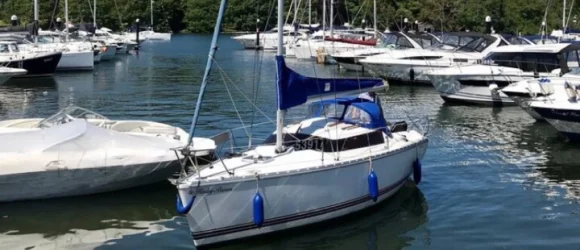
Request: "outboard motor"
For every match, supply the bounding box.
[485,16,492,34]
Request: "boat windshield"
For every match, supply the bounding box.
[35,106,110,128]
[456,37,493,52]
[307,102,346,119]
[427,34,476,50]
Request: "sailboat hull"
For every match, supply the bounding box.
[56,51,94,71]
[180,140,428,247]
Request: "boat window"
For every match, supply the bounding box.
[0,44,9,53]
[396,37,413,48]
[498,38,509,47]
[263,130,385,152]
[487,52,560,72]
[308,102,345,119]
[565,50,580,68]
[9,44,18,52]
[344,105,372,125]
[457,37,491,52]
[381,33,398,45]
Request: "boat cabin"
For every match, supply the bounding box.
[483,43,580,74]
[454,34,510,54]
[263,95,403,153]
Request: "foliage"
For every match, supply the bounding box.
[0,0,578,34]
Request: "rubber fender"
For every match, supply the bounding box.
[413,159,422,184]
[176,194,195,214]
[253,192,264,226]
[368,170,379,202]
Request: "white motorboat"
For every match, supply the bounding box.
[359,33,516,84]
[529,85,580,141]
[174,0,428,247]
[501,72,580,120]
[0,106,217,202]
[0,41,62,77]
[427,43,580,106]
[0,67,27,85]
[330,32,440,72]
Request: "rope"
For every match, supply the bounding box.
[219,65,251,138]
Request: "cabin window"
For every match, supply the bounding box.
[498,39,509,47]
[9,44,18,52]
[565,50,580,68]
[396,37,413,48]
[344,106,372,125]
[0,44,8,53]
[382,34,398,45]
[308,103,346,119]
[487,52,560,72]
[457,37,491,52]
[263,130,385,152]
[420,38,432,48]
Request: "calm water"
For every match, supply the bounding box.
[2,34,580,250]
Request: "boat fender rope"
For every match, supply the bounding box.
[413,158,422,184]
[176,193,195,214]
[368,169,379,202]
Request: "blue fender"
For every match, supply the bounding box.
[176,194,195,214]
[413,159,422,184]
[368,170,379,202]
[253,192,264,226]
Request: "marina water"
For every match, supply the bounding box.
[1,34,580,249]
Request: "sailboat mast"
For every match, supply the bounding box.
[186,0,229,144]
[564,0,567,29]
[322,0,326,37]
[308,0,311,26]
[34,0,38,44]
[275,0,285,153]
[330,0,333,38]
[373,0,377,39]
[94,0,97,32]
[65,0,69,42]
[151,0,154,31]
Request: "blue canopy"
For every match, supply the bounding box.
[276,56,383,110]
[343,102,387,130]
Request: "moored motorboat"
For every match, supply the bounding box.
[0,106,217,202]
[529,86,580,141]
[427,43,580,106]
[0,41,62,77]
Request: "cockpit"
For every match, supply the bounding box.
[35,105,110,128]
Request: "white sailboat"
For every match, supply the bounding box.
[137,0,172,41]
[174,0,429,247]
